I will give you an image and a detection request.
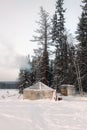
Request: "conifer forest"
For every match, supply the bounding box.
[18,0,87,94]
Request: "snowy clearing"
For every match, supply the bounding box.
[0,89,87,130]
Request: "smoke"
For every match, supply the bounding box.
[0,35,16,68]
[15,55,32,72]
[0,35,32,81]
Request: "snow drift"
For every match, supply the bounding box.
[0,89,87,130]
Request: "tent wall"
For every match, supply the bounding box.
[60,85,76,96]
[23,90,54,100]
[60,88,67,96]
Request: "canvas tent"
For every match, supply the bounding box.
[59,84,76,96]
[23,82,55,100]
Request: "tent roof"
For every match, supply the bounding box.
[24,82,54,91]
[59,84,75,89]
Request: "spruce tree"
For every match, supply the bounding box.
[52,0,68,91]
[18,56,33,93]
[76,0,87,91]
[32,48,43,83]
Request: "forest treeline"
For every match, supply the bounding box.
[18,0,87,94]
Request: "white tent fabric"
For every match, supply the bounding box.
[23,82,54,100]
[24,82,53,90]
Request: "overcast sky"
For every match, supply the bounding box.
[0,0,82,81]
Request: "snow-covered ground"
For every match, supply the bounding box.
[0,89,87,130]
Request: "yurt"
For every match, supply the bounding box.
[23,82,55,100]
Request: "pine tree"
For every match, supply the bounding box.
[49,60,54,87]
[76,0,87,91]
[18,69,32,93]
[31,7,51,86]
[52,0,68,91]
[67,43,76,85]
[52,13,58,42]
[18,56,33,93]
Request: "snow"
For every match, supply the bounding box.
[0,89,87,130]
